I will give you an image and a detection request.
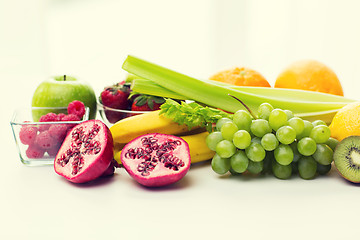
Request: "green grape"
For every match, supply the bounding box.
[216,140,236,158]
[269,108,288,131]
[221,121,238,141]
[297,120,314,139]
[250,119,272,137]
[312,120,327,127]
[272,160,292,179]
[284,109,294,120]
[298,156,317,179]
[317,163,332,175]
[261,152,273,174]
[247,160,264,174]
[251,137,262,144]
[325,137,339,151]
[297,137,317,156]
[276,126,296,144]
[233,130,251,149]
[258,103,274,120]
[310,125,331,143]
[290,141,301,162]
[287,117,305,137]
[230,150,249,173]
[211,154,231,175]
[245,142,266,162]
[216,117,232,131]
[312,144,333,165]
[233,110,252,132]
[229,168,241,176]
[292,162,298,174]
[206,131,223,151]
[274,144,294,165]
[261,133,279,151]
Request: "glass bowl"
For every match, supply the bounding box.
[97,102,150,126]
[10,106,90,166]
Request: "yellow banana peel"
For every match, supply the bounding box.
[110,110,196,144]
[114,149,122,165]
[180,132,214,164]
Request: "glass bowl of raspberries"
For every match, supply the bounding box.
[98,80,165,125]
[10,101,90,166]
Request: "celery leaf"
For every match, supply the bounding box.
[160,99,232,131]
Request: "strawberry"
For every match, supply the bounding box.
[100,81,131,110]
[131,95,165,112]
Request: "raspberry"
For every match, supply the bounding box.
[39,112,58,132]
[57,113,67,121]
[67,100,86,119]
[61,114,80,130]
[62,114,81,122]
[39,112,58,122]
[35,130,57,150]
[26,144,45,158]
[19,125,38,145]
[38,123,50,132]
[48,124,69,142]
[47,144,61,157]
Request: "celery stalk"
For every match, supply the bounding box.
[122,55,353,122]
[132,78,355,103]
[228,85,354,103]
[131,78,186,100]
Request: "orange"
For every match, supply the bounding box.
[210,67,271,87]
[329,102,360,141]
[275,60,343,96]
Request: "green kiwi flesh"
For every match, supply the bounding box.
[333,136,360,183]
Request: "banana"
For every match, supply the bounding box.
[112,131,214,165]
[114,142,126,152]
[114,149,122,165]
[180,131,215,164]
[110,110,197,144]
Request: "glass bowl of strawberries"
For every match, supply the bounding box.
[97,103,150,125]
[10,101,90,166]
[98,80,165,125]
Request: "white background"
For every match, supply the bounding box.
[1,0,360,239]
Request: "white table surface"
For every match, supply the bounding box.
[3,119,360,240]
[2,76,360,240]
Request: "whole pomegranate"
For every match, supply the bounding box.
[54,120,114,183]
[121,133,191,187]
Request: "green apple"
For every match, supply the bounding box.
[31,75,97,121]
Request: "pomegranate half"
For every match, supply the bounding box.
[54,120,114,183]
[121,133,191,187]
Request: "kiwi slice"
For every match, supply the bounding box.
[333,136,360,183]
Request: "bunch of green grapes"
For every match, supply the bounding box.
[206,103,339,180]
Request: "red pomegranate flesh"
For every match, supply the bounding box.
[54,120,114,183]
[121,133,191,187]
